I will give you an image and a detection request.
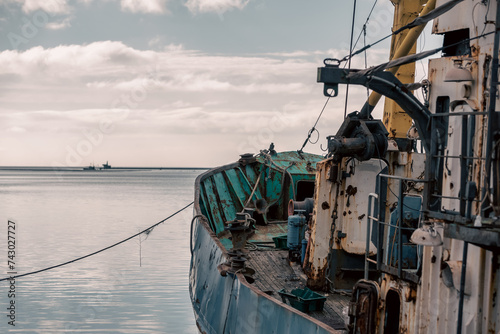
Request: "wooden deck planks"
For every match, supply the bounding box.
[246,249,350,331]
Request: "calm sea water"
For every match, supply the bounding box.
[0,169,201,333]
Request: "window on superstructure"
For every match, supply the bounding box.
[384,289,401,334]
[428,96,450,212]
[296,180,315,201]
[442,28,471,57]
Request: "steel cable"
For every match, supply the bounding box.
[0,201,194,282]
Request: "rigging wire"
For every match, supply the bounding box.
[363,25,370,100]
[471,1,482,35]
[480,0,492,37]
[340,0,466,65]
[344,0,358,119]
[0,201,194,282]
[297,96,331,153]
[340,31,393,64]
[298,0,379,153]
[299,0,471,151]
[352,30,495,77]
[299,13,494,154]
[298,0,378,153]
[416,22,428,103]
[352,0,378,101]
[351,0,379,53]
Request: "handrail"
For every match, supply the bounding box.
[431,155,485,160]
[377,173,428,183]
[369,173,422,282]
[430,111,487,117]
[365,193,379,280]
[397,179,404,278]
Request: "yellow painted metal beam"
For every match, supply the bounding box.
[368,0,436,138]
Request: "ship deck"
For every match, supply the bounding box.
[247,250,350,331]
[221,223,350,332]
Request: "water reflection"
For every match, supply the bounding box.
[0,170,200,333]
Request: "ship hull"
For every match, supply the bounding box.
[189,153,341,333]
[189,211,337,334]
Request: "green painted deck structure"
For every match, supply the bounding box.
[198,151,322,241]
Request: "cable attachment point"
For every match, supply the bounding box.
[324,58,341,66]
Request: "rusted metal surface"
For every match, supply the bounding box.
[190,1,500,332]
[306,157,390,290]
[303,159,337,290]
[348,280,379,334]
[487,256,499,332]
[196,321,208,334]
[339,159,386,256]
[374,2,500,330]
[191,152,343,333]
[444,224,500,248]
[197,151,321,236]
[254,151,321,176]
[432,0,483,34]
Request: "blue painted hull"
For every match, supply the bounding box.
[189,209,338,334]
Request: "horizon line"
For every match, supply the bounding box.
[0,166,210,170]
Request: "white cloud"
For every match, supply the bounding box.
[0,0,252,23]
[3,0,72,14]
[0,42,389,107]
[45,17,72,30]
[0,0,171,16]
[0,41,316,92]
[185,0,249,14]
[120,0,167,14]
[6,126,26,133]
[0,41,155,78]
[148,36,163,48]
[0,41,390,166]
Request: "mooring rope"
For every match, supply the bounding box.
[190,214,208,255]
[0,201,194,282]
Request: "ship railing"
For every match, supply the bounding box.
[365,174,428,283]
[427,109,485,218]
[365,193,378,280]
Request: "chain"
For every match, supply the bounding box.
[324,173,342,292]
[324,209,338,292]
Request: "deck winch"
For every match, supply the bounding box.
[288,198,314,219]
[217,212,256,279]
[225,212,254,250]
[326,116,388,162]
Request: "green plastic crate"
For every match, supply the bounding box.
[272,235,288,249]
[278,287,326,312]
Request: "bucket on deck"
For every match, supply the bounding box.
[278,287,326,313]
[272,235,288,249]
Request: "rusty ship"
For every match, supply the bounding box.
[189,0,500,332]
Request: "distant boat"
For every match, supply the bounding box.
[102,161,111,169]
[83,163,97,171]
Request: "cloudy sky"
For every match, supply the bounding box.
[0,0,435,167]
